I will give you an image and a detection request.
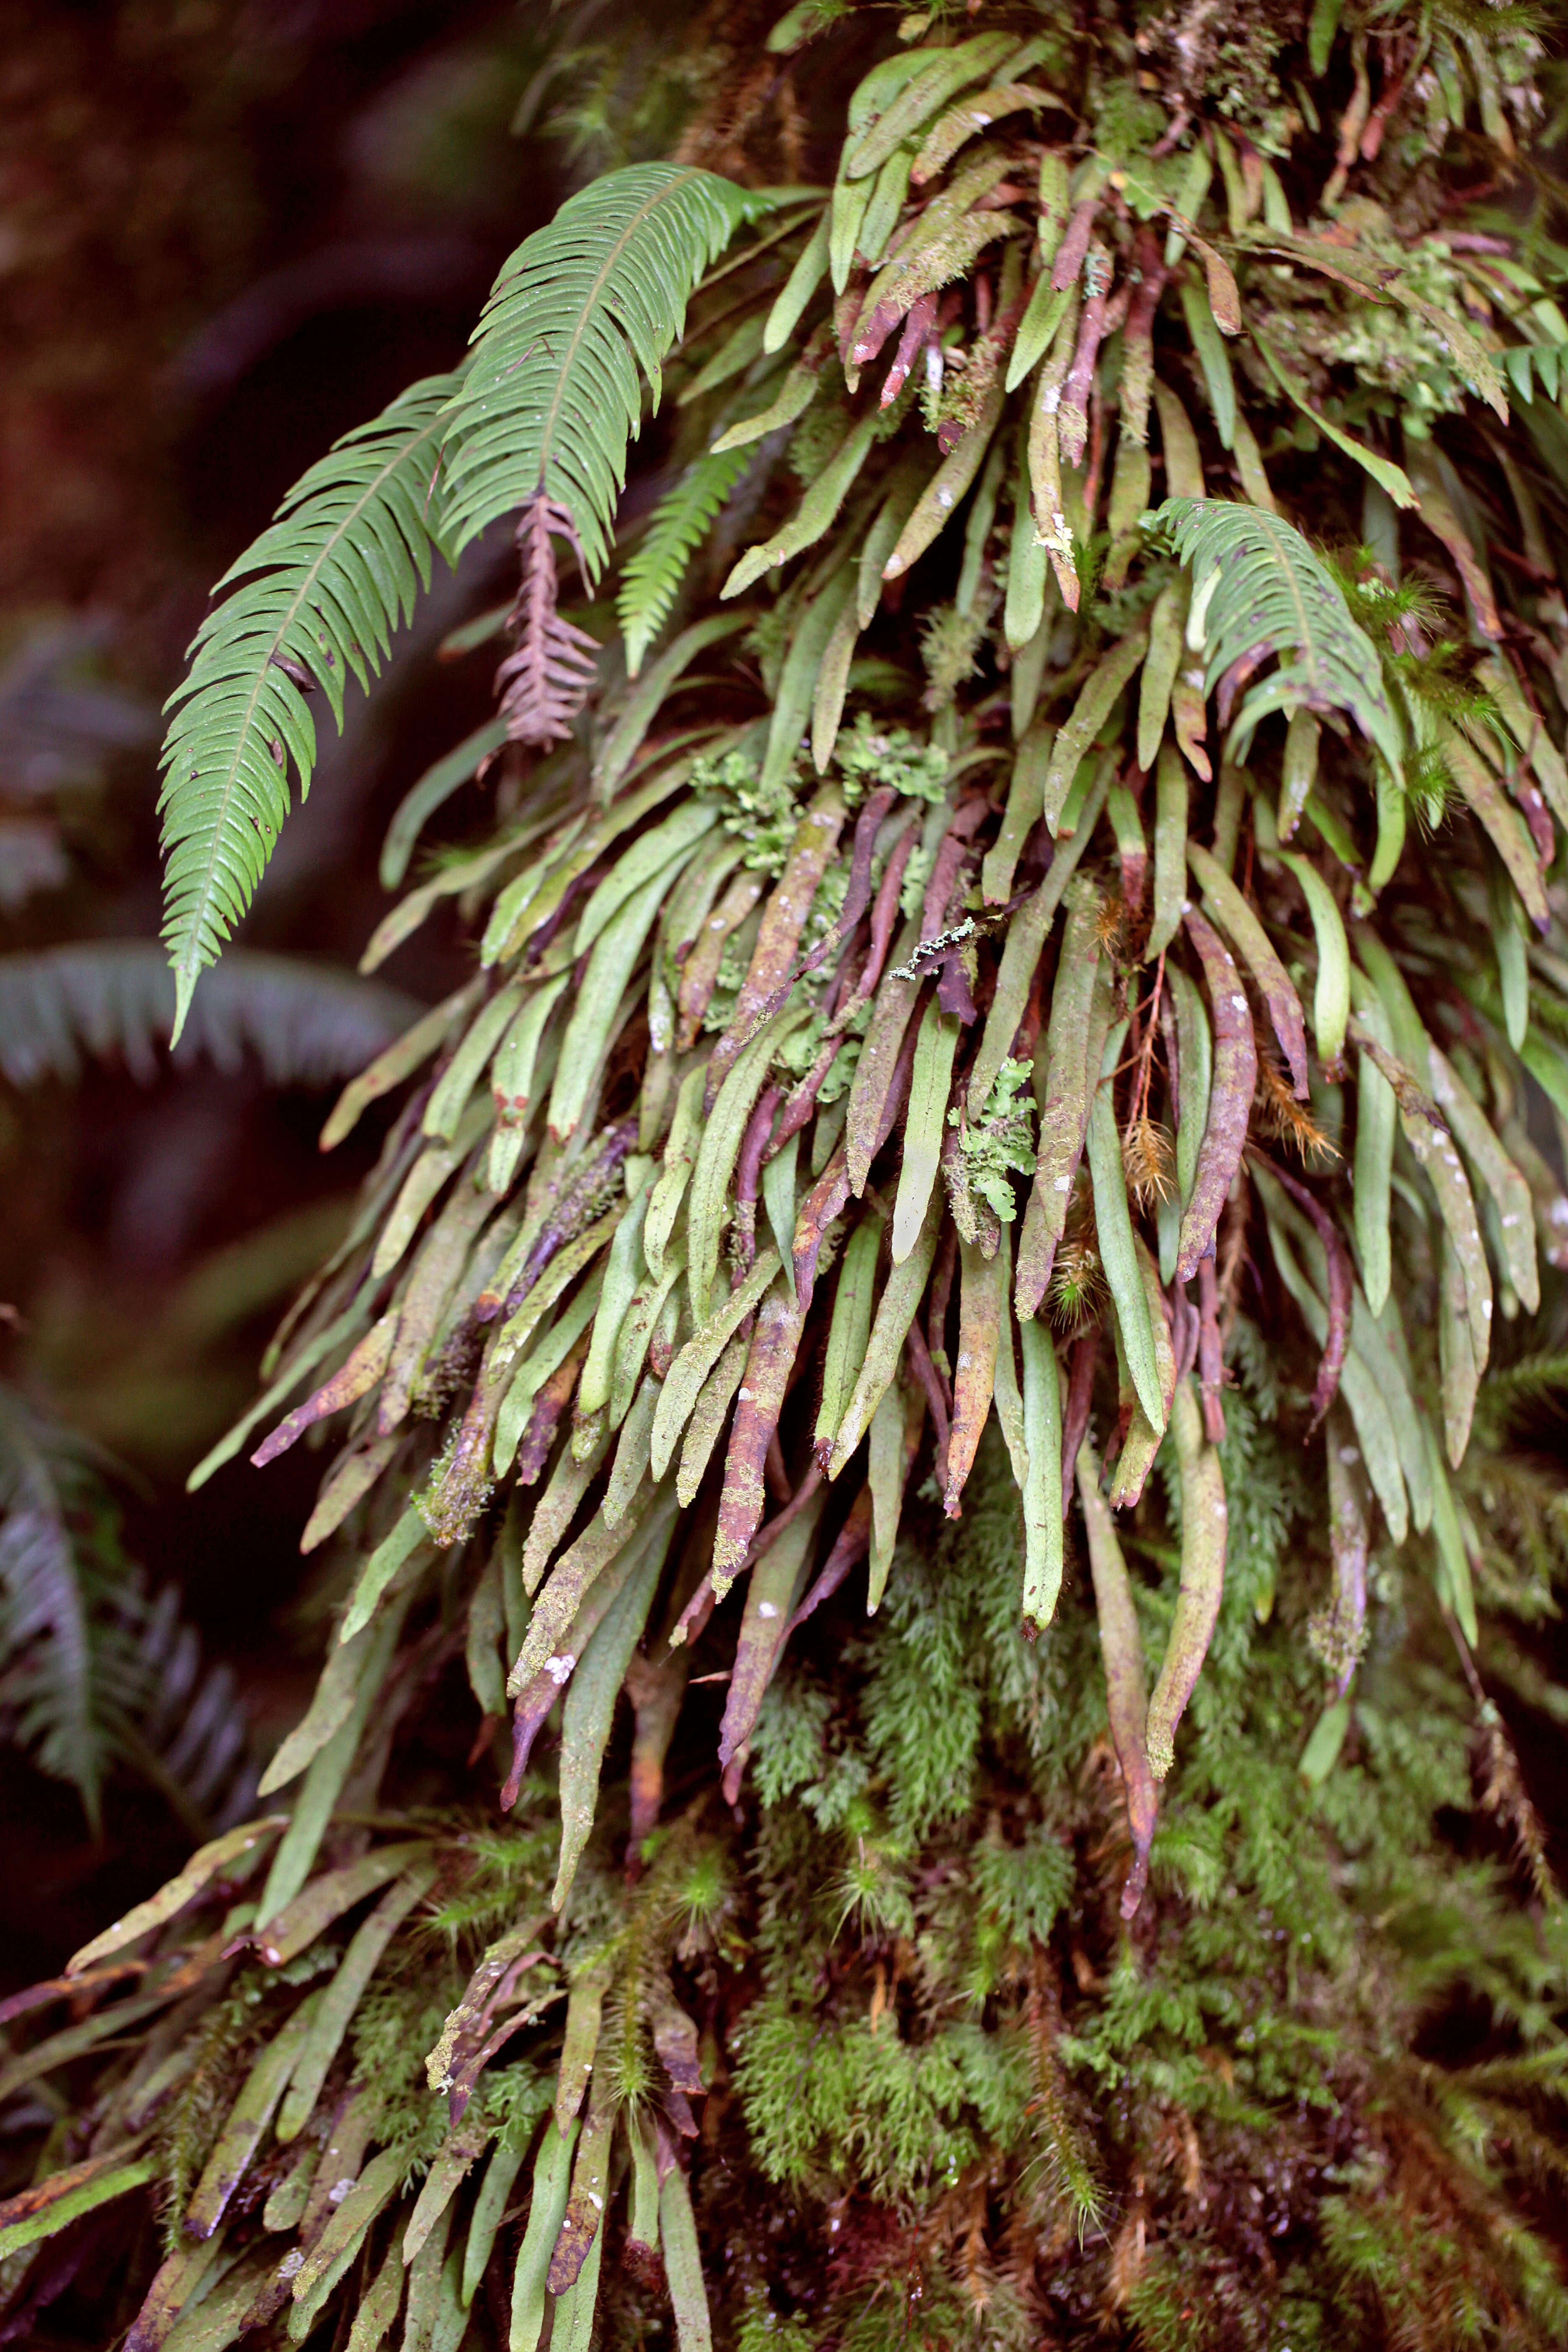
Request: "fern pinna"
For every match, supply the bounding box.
[13,2,1568,2346]
[157,376,459,1039]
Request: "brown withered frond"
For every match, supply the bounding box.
[1093,891,1128,959]
[1477,1705,1556,1904]
[494,494,600,749]
[1255,1057,1341,1163]
[1121,1113,1176,1208]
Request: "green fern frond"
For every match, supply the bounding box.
[0,1391,100,1824]
[0,1386,256,1838]
[100,1572,258,1838]
[1152,496,1406,784]
[1483,1350,1568,1406]
[440,166,767,575]
[0,942,419,1090]
[157,373,459,1040]
[619,446,748,676]
[0,619,154,792]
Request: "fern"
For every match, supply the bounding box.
[0,619,153,795]
[157,173,762,1017]
[619,445,748,676]
[0,1390,95,1820]
[98,1571,258,1839]
[0,942,418,1089]
[1151,497,1406,784]
[0,1387,255,1834]
[157,372,458,1040]
[0,818,67,913]
[1481,1350,1568,1407]
[439,165,766,575]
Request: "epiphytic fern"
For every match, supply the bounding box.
[1153,496,1408,783]
[440,164,770,754]
[94,1567,258,1841]
[157,373,458,1041]
[618,445,749,676]
[22,8,1568,2344]
[0,941,418,1091]
[440,165,768,575]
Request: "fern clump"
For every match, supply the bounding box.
[9,0,1568,2344]
[2,1375,1567,2344]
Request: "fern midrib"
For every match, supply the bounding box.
[165,407,448,1031]
[526,169,712,522]
[1257,510,1319,694]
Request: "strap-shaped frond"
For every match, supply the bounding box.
[1153,496,1405,784]
[158,374,459,1039]
[441,166,766,576]
[0,942,418,1090]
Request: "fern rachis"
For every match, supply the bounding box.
[1153,495,1408,784]
[439,165,769,571]
[157,373,458,1039]
[618,445,749,677]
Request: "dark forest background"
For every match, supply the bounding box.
[0,0,644,1986]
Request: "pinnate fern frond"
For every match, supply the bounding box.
[1483,1349,1568,1406]
[0,1390,255,1834]
[1153,496,1406,784]
[440,166,768,576]
[100,1573,258,1836]
[0,1392,98,1823]
[0,942,418,1090]
[619,445,748,676]
[158,372,459,1040]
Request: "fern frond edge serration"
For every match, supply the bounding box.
[438,165,772,575]
[156,373,459,1039]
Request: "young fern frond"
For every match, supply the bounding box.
[1153,496,1407,783]
[440,165,767,576]
[619,446,748,676]
[0,941,418,1089]
[157,373,459,1041]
